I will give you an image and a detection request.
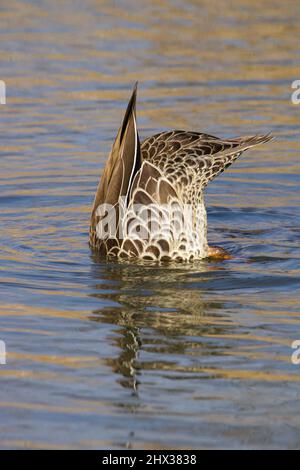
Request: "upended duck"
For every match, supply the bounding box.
[89,83,272,261]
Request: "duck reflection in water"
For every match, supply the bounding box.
[89,255,238,393]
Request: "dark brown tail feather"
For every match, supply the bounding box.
[90,82,141,246]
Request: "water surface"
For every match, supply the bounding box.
[0,0,300,449]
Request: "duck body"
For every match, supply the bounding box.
[89,84,272,261]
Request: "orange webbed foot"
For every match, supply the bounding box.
[207,245,232,260]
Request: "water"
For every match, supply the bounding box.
[0,0,300,449]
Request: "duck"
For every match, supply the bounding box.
[89,83,272,262]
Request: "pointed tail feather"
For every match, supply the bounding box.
[91,82,140,213]
[90,82,141,248]
[214,133,274,158]
[202,133,274,187]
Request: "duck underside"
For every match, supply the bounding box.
[90,196,209,261]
